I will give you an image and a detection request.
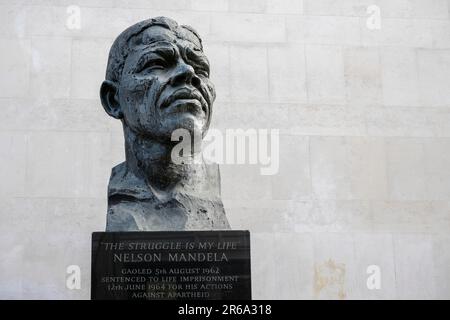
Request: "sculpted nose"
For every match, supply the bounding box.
[170,62,201,88]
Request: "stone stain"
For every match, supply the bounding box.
[314,259,346,300]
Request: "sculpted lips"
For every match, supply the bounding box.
[160,88,208,115]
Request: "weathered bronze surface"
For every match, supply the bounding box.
[100,17,230,231]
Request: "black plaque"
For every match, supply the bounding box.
[91,231,251,300]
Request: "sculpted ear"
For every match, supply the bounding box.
[100,80,123,119]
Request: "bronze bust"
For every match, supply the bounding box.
[100,17,230,231]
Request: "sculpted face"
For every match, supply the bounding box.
[117,26,215,141]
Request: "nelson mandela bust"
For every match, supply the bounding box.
[100,17,230,231]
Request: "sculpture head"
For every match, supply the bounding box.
[100,17,215,143]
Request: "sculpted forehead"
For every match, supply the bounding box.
[137,25,202,50]
[122,25,209,75]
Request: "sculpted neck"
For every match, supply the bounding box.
[123,125,205,194]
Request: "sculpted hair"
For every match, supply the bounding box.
[105,16,203,83]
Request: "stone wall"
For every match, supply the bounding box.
[0,0,449,299]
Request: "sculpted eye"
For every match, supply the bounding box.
[196,68,209,78]
[136,47,176,74]
[139,58,167,73]
[194,63,210,77]
[185,48,210,77]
